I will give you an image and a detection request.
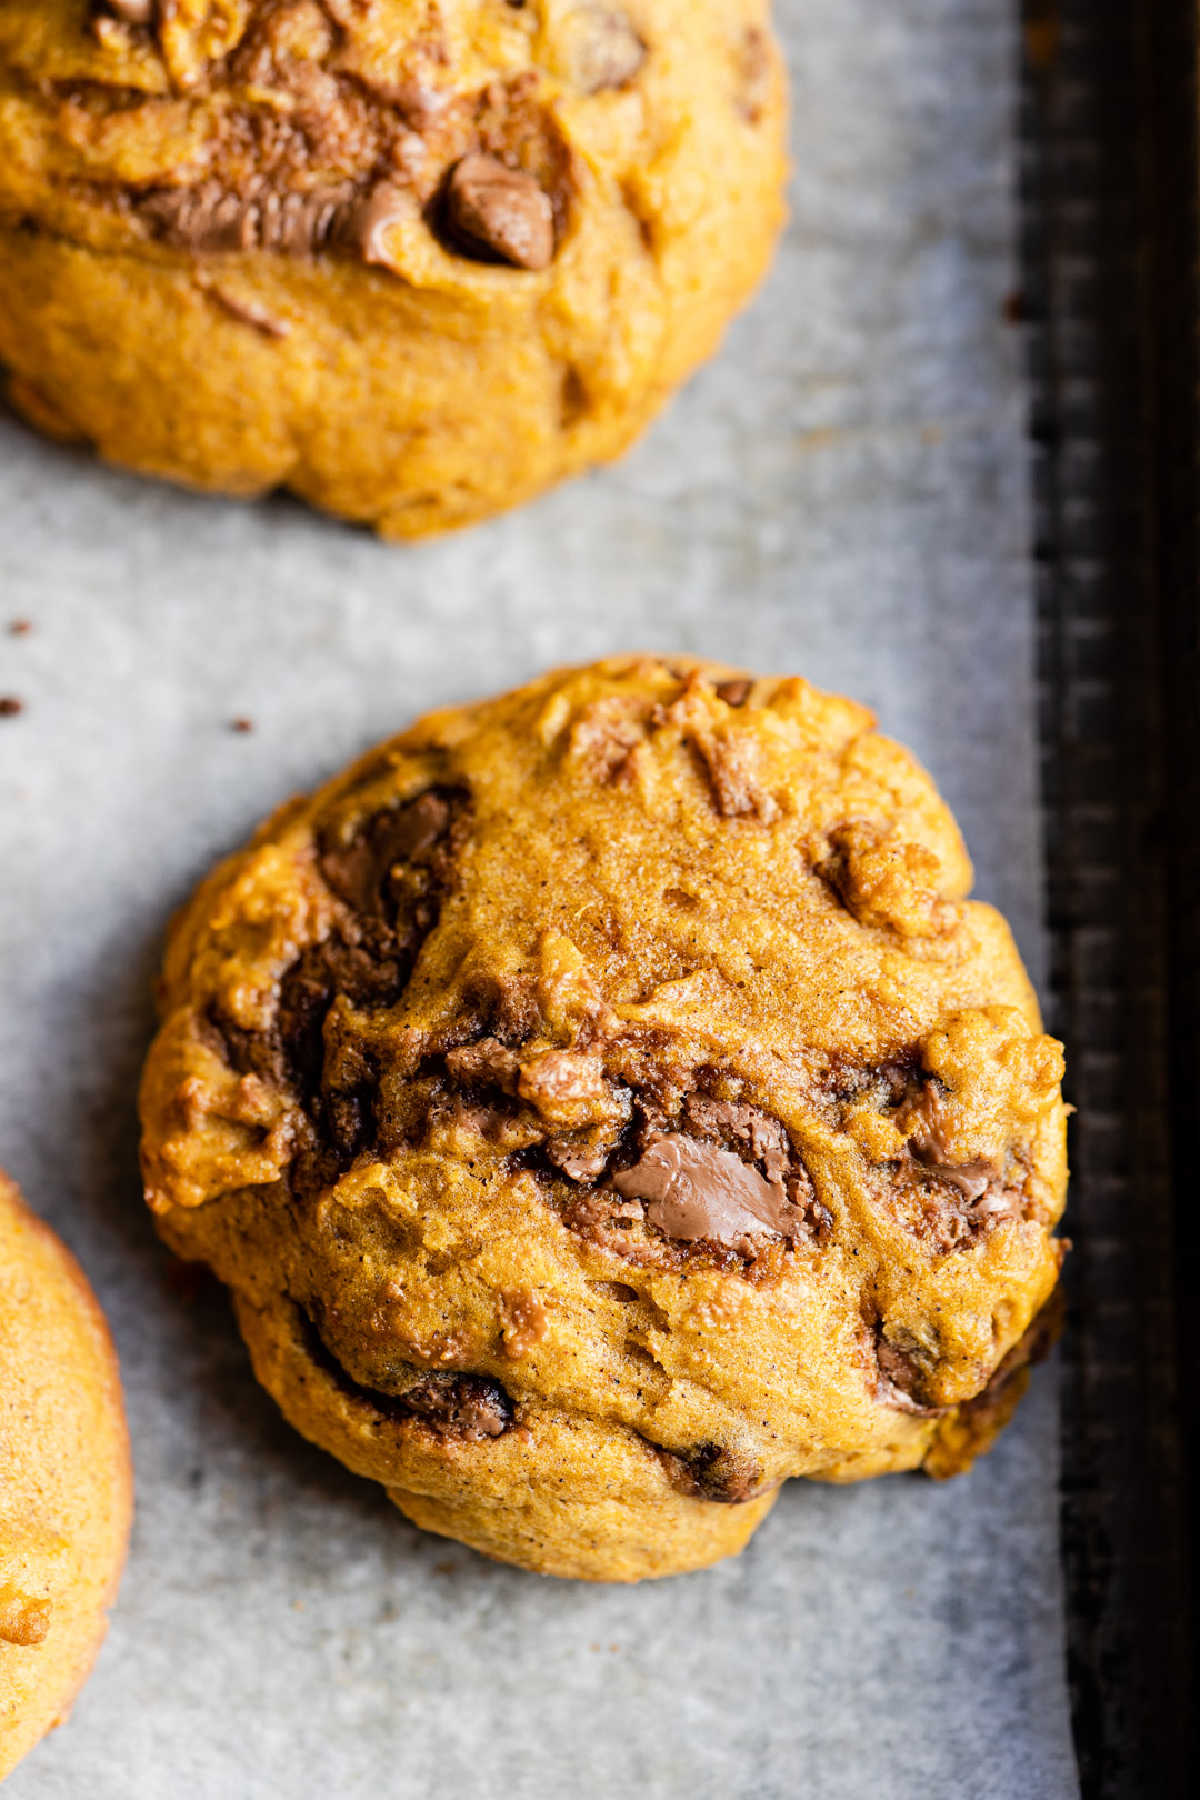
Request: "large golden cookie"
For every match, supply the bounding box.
[0,1173,132,1779]
[0,2,786,536]
[140,657,1068,1581]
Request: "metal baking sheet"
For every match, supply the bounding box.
[0,2,1078,1794]
[1030,1,1198,1791]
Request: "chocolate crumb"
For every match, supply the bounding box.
[8,620,31,637]
[0,697,23,717]
[230,717,254,734]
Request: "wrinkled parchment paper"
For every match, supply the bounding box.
[0,2,1078,1793]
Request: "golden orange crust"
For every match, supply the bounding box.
[0,1172,132,1780]
[0,2,786,536]
[140,656,1068,1580]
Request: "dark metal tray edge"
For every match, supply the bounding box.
[1025,3,1199,1792]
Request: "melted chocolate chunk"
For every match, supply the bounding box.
[875,1163,1024,1255]
[869,1326,940,1414]
[882,1080,1027,1251]
[442,154,555,270]
[829,1056,1030,1252]
[549,1084,828,1266]
[209,787,469,1191]
[298,1308,513,1441]
[141,181,357,257]
[615,1135,799,1249]
[317,787,464,925]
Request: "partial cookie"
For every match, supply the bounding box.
[0,1172,132,1780]
[0,3,786,536]
[140,656,1068,1581]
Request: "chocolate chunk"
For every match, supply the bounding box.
[715,677,752,707]
[561,7,647,94]
[354,181,416,270]
[568,699,646,784]
[299,1309,513,1441]
[902,1081,1024,1237]
[652,1440,767,1504]
[401,1370,513,1437]
[905,1084,987,1189]
[443,154,555,271]
[690,727,778,821]
[844,1069,1029,1252]
[0,697,23,717]
[444,1037,522,1094]
[545,1136,614,1182]
[876,1159,1023,1255]
[614,1133,799,1249]
[818,821,954,938]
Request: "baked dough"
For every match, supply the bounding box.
[0,2,786,536]
[139,656,1068,1581]
[0,1172,132,1779]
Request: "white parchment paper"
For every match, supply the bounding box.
[0,2,1078,1794]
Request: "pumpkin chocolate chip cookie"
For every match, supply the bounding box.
[0,3,786,536]
[0,1172,131,1779]
[139,657,1068,1582]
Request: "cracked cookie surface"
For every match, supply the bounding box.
[139,656,1068,1581]
[0,1,786,536]
[0,1172,131,1779]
